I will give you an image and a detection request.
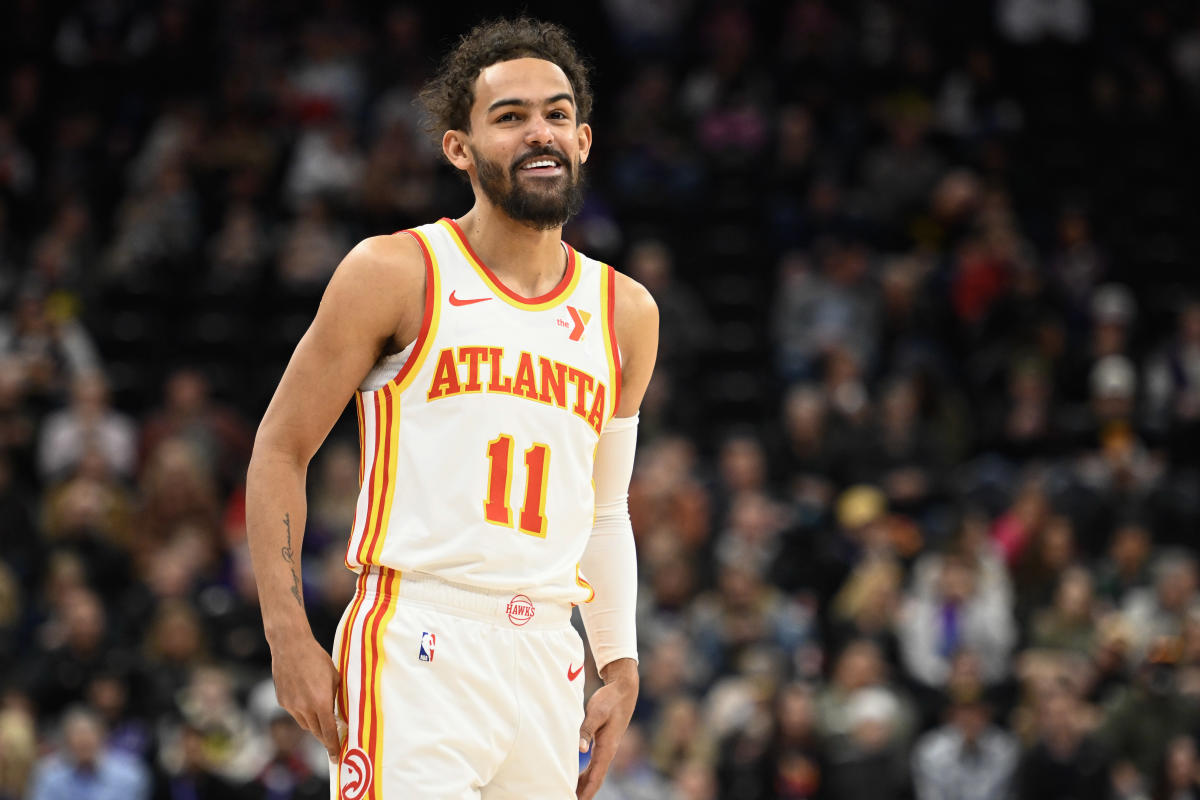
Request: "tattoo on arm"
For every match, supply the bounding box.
[281,512,303,608]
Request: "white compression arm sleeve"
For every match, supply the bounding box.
[579,413,640,674]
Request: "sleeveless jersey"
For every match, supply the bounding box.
[343,218,621,604]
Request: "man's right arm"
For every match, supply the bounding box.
[245,232,426,757]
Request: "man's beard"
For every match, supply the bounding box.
[471,145,586,231]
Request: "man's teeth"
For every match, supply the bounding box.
[522,160,558,169]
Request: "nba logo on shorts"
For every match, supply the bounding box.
[340,747,373,800]
[419,631,435,662]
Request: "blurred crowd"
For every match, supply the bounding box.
[2,1,1200,799]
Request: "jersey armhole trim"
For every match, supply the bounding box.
[601,264,622,420]
[388,229,441,392]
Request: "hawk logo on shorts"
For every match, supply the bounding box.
[340,747,373,800]
[506,594,536,626]
[419,631,436,662]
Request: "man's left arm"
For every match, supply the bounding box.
[576,272,658,800]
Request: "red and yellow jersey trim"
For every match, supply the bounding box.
[439,218,581,311]
[346,228,441,570]
[335,569,400,800]
[600,264,622,421]
[362,569,400,800]
[575,563,595,604]
[350,386,398,566]
[389,228,442,392]
[335,570,369,730]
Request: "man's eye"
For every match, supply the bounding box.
[497,112,518,122]
[549,110,568,120]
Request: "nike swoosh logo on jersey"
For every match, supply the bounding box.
[449,290,491,306]
[567,663,584,681]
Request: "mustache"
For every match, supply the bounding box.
[510,147,570,173]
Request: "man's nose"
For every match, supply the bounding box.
[524,115,554,146]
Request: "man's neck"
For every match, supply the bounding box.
[455,206,566,298]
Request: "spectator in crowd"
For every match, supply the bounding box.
[1029,565,1100,655]
[1153,735,1200,800]
[0,706,36,800]
[1100,641,1200,787]
[27,706,150,800]
[593,722,670,800]
[139,368,252,493]
[1095,521,1154,607]
[0,289,100,409]
[911,689,1019,800]
[1123,551,1200,658]
[23,587,119,721]
[151,722,246,800]
[246,712,325,800]
[898,549,1017,689]
[1015,682,1108,800]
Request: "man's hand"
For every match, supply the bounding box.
[576,658,638,800]
[271,634,343,759]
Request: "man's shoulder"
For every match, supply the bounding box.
[348,231,427,272]
[608,270,657,328]
[325,233,427,303]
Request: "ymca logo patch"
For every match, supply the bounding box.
[418,631,436,662]
[340,747,373,800]
[506,594,536,626]
[556,305,590,341]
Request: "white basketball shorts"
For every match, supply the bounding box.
[330,567,586,800]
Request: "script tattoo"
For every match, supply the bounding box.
[281,513,302,607]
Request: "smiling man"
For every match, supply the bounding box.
[244,17,658,800]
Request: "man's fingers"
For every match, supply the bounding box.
[577,694,612,752]
[577,732,617,799]
[316,706,343,758]
[576,761,605,800]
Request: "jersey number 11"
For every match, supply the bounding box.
[484,434,549,537]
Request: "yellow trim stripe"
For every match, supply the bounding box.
[355,393,365,487]
[599,265,620,421]
[335,572,369,795]
[363,385,399,564]
[352,391,385,566]
[357,574,387,800]
[366,570,400,798]
[438,218,582,311]
[391,228,442,393]
[575,564,595,603]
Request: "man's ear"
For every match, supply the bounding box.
[577,122,593,164]
[443,130,472,172]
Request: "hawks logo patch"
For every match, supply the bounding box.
[506,594,536,626]
[340,747,373,800]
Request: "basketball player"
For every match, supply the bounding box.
[245,17,658,800]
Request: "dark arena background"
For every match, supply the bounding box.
[2,1,1200,798]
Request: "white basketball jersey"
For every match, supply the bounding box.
[343,218,620,604]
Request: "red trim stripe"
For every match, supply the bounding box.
[391,231,437,386]
[444,217,576,305]
[363,570,397,796]
[354,392,383,564]
[606,265,622,415]
[360,385,394,564]
[355,394,365,487]
[355,573,386,766]
[336,573,368,739]
[347,392,383,568]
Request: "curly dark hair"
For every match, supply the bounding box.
[417,17,593,140]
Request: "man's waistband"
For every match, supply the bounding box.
[358,566,572,630]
